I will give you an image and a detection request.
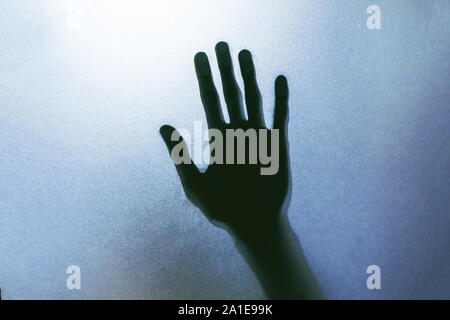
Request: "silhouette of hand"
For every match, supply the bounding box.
[160,42,323,299]
[160,42,290,237]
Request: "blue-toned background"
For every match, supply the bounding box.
[0,0,449,299]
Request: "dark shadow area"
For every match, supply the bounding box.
[160,42,323,299]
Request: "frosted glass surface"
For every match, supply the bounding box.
[0,0,448,299]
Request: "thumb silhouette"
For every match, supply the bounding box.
[159,125,201,201]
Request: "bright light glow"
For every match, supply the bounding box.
[59,1,220,71]
[69,0,193,38]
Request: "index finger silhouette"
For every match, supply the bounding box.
[194,52,225,129]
